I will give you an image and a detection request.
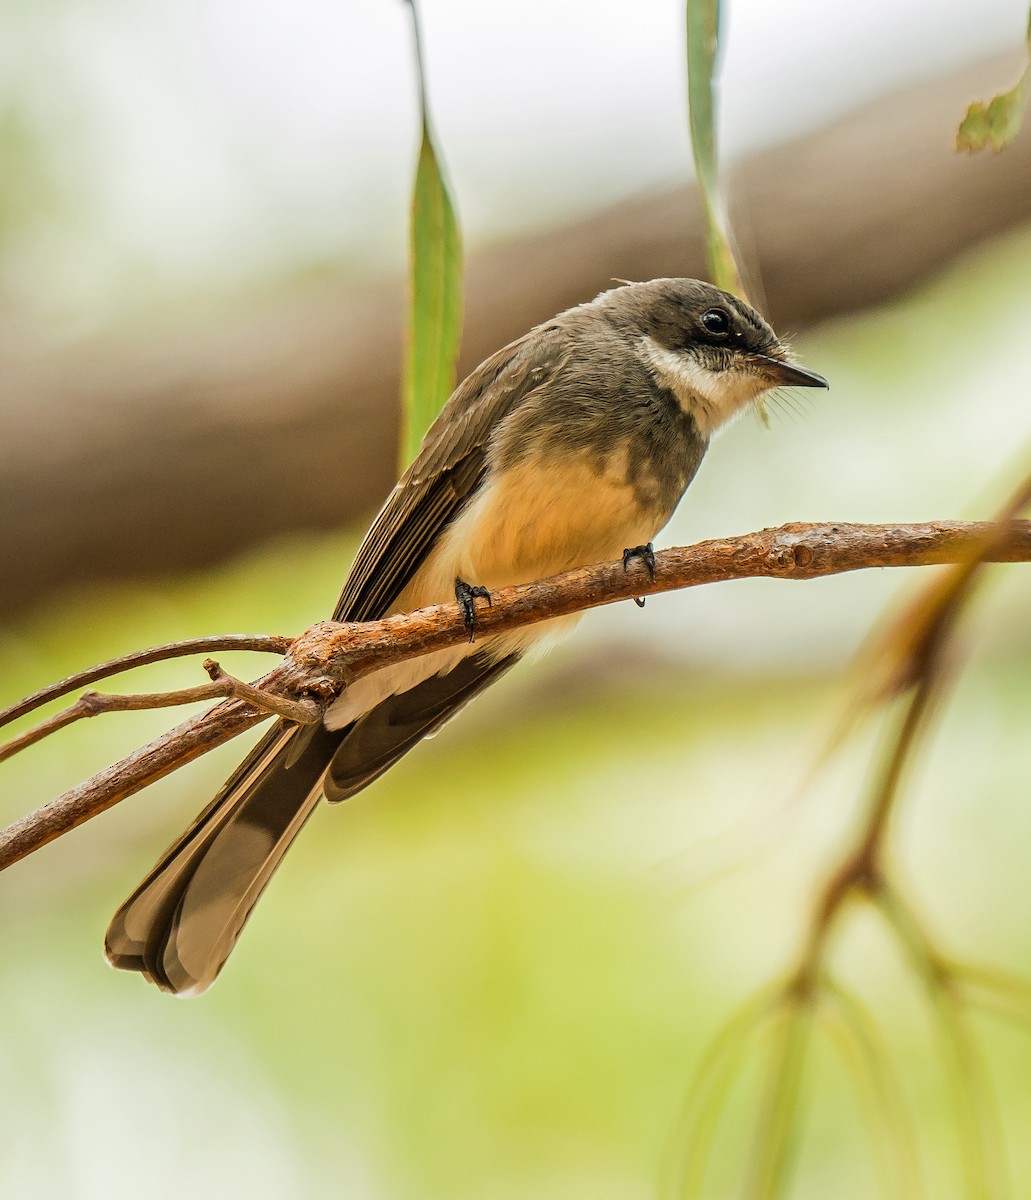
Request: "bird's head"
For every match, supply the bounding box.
[598,278,828,437]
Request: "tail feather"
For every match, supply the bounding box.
[105,721,340,994]
[105,652,519,994]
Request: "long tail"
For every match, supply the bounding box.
[105,652,517,994]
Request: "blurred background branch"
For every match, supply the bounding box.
[3,53,1031,614]
[680,34,1031,1171]
[665,7,1031,1193]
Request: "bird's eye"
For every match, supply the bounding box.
[701,308,731,336]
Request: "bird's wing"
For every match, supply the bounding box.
[334,324,566,622]
[105,325,568,995]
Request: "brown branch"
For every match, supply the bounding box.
[0,658,323,769]
[1,518,1029,874]
[0,633,293,732]
[792,480,1031,987]
[0,681,234,766]
[201,659,326,725]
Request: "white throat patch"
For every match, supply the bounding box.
[641,336,768,437]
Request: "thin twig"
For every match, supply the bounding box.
[0,660,324,769]
[1,519,1030,874]
[201,659,324,725]
[0,633,292,732]
[0,681,233,765]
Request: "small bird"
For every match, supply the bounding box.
[105,278,827,994]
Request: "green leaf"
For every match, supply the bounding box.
[956,70,1029,153]
[956,7,1031,153]
[401,2,464,469]
[685,0,744,298]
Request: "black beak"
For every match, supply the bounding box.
[756,355,829,389]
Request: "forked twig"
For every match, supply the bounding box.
[1,519,1030,877]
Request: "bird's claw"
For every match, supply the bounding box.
[622,542,655,608]
[455,578,492,642]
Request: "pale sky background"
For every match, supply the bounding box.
[2,0,1026,320]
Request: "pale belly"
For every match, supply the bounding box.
[325,453,663,729]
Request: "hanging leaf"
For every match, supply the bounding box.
[956,72,1029,152]
[685,0,744,298]
[400,0,464,468]
[684,2,767,420]
[956,7,1031,153]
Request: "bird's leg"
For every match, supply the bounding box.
[622,542,655,608]
[455,577,492,642]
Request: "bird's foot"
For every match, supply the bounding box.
[455,578,492,642]
[622,542,655,608]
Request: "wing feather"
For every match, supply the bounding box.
[334,325,566,622]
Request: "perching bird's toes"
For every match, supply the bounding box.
[455,578,492,641]
[623,542,655,607]
[622,542,656,579]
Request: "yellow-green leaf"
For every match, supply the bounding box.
[956,7,1031,153]
[400,1,464,469]
[956,70,1029,152]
